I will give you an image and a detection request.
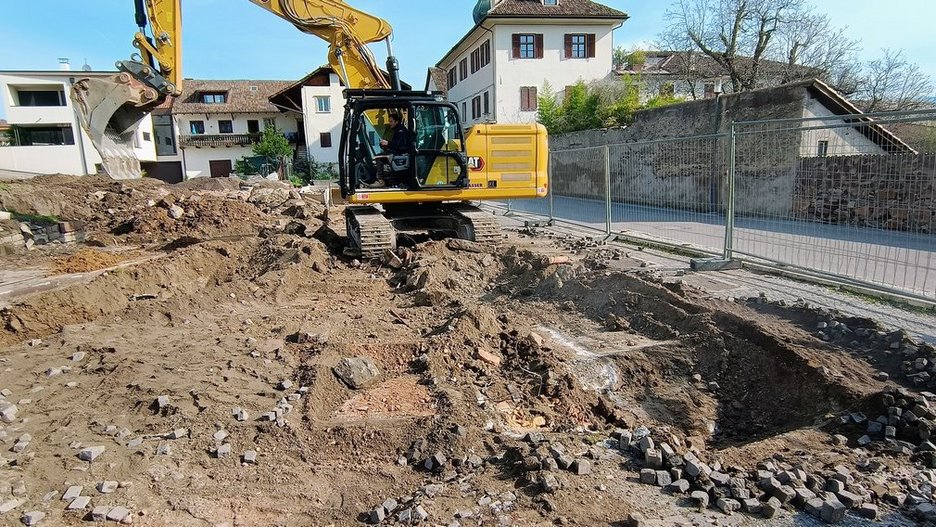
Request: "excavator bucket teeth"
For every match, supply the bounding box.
[70,74,161,180]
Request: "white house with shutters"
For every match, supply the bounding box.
[0,68,157,176]
[431,0,628,126]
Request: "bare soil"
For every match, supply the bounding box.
[0,176,932,526]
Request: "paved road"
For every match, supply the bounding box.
[507,195,936,300]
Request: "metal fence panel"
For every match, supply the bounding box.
[730,111,936,301]
[503,109,935,303]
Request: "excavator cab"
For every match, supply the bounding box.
[339,90,469,197]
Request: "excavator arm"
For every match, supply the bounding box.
[72,0,399,179]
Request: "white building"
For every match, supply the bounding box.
[269,67,345,167]
[164,79,297,180]
[432,0,627,126]
[0,69,157,176]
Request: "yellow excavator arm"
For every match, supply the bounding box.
[72,0,400,178]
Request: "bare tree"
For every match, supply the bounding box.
[661,0,863,93]
[775,8,861,93]
[662,0,809,93]
[857,49,934,113]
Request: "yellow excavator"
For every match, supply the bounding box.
[71,0,549,257]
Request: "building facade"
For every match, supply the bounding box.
[0,70,157,176]
[434,0,627,126]
[164,80,297,180]
[270,67,345,167]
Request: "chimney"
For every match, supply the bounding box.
[58,58,71,71]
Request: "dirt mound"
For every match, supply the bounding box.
[50,248,128,274]
[172,176,242,192]
[110,195,273,244]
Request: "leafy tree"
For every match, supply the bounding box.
[536,76,681,134]
[536,82,562,132]
[252,126,293,161]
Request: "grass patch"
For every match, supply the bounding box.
[9,210,60,225]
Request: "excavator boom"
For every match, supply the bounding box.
[73,0,398,178]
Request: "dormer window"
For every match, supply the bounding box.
[200,92,227,104]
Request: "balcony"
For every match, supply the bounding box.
[179,133,260,148]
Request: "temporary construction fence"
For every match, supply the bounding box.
[504,109,936,306]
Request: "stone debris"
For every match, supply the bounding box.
[62,485,82,501]
[67,496,91,511]
[0,402,18,423]
[106,506,131,523]
[243,450,258,464]
[98,481,118,494]
[333,357,380,389]
[20,511,45,526]
[0,499,25,514]
[156,395,170,409]
[232,407,248,421]
[215,444,232,458]
[78,445,105,462]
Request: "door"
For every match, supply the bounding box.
[209,160,233,178]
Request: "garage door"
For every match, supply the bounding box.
[209,160,233,178]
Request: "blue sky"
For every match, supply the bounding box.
[0,0,934,94]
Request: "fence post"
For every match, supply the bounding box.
[723,124,737,260]
[547,155,555,223]
[604,145,612,236]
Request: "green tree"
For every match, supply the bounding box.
[253,126,293,161]
[537,82,562,132]
[560,81,601,132]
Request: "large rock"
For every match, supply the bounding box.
[333,357,380,389]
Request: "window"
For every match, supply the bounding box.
[461,102,467,123]
[459,58,468,81]
[471,48,480,74]
[483,91,490,116]
[153,114,176,156]
[448,68,458,88]
[544,0,558,5]
[249,86,259,92]
[15,89,66,107]
[200,92,227,104]
[514,34,540,59]
[480,40,491,68]
[11,125,75,146]
[471,96,481,120]
[520,87,538,112]
[218,120,234,134]
[818,140,829,157]
[704,83,716,98]
[315,96,331,113]
[142,131,152,141]
[247,120,260,134]
[320,132,333,148]
[263,118,276,130]
[190,121,205,135]
[565,34,595,59]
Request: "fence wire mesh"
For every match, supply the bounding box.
[506,109,936,304]
[731,111,936,300]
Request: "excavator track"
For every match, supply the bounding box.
[346,206,396,259]
[452,204,502,247]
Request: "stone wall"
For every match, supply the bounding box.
[794,154,936,233]
[0,219,86,252]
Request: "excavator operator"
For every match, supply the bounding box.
[366,111,411,188]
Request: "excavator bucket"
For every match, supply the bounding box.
[70,73,161,180]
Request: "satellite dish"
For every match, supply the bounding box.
[82,59,92,72]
